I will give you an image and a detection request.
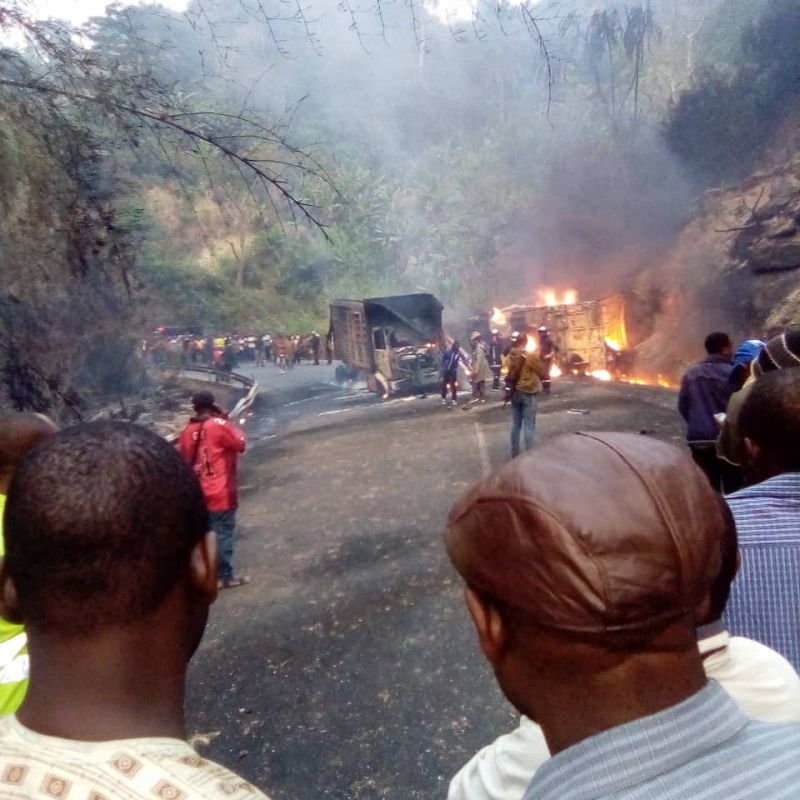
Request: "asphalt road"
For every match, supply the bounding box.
[185,369,686,800]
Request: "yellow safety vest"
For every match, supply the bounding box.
[0,496,28,714]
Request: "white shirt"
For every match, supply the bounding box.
[0,716,270,800]
[448,629,800,800]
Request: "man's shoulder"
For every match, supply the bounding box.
[0,723,271,800]
[727,636,800,684]
[684,358,730,380]
[719,638,800,723]
[145,745,270,800]
[726,477,800,543]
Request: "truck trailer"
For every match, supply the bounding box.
[500,292,651,376]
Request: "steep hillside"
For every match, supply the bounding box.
[635,156,800,378]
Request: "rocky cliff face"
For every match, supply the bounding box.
[633,158,800,379]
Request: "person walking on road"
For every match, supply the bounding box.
[311,331,321,365]
[255,334,266,367]
[506,333,547,457]
[468,332,493,405]
[178,392,249,590]
[441,341,466,409]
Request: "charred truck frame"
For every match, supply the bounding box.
[329,294,445,396]
[495,292,652,377]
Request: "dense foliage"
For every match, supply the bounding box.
[665,0,800,183]
[0,0,785,412]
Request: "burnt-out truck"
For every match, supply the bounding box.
[502,292,652,376]
[329,294,445,395]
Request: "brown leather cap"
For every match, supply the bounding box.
[445,432,727,635]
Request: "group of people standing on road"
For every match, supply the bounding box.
[441,327,558,459]
[149,331,333,374]
[2,323,800,800]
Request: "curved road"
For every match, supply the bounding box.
[186,368,684,800]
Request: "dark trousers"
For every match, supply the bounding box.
[542,365,552,395]
[209,509,237,581]
[442,369,458,401]
[511,392,538,457]
[690,446,743,495]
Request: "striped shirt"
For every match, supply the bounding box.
[523,682,800,800]
[723,473,800,670]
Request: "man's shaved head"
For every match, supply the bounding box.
[0,413,58,490]
[4,421,209,636]
[740,368,800,480]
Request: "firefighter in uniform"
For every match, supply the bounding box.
[488,329,504,391]
[538,326,559,396]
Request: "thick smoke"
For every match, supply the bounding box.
[109,0,774,314]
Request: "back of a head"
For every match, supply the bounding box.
[446,432,725,640]
[191,391,216,414]
[754,329,800,376]
[704,332,731,356]
[4,421,209,636]
[739,368,800,475]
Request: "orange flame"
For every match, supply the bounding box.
[491,307,507,326]
[539,289,578,307]
[590,370,613,381]
[605,338,622,352]
[525,337,537,354]
[550,364,563,378]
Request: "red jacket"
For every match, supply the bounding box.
[178,416,246,511]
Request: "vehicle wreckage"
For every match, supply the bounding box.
[329,294,445,396]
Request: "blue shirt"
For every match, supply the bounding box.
[724,473,800,670]
[523,682,800,800]
[442,349,464,372]
[677,354,734,443]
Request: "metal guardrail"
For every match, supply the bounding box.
[179,365,256,389]
[166,366,259,443]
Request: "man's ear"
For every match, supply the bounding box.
[693,593,712,627]
[465,586,510,666]
[189,531,218,605]
[743,437,760,465]
[0,559,23,626]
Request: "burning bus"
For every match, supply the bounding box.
[329,294,445,396]
[489,291,652,380]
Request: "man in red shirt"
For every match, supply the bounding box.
[178,392,249,589]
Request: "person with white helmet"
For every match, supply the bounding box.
[488,329,504,391]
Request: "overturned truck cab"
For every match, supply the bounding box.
[329,294,444,396]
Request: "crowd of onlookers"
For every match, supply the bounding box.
[148,331,332,372]
[0,329,798,799]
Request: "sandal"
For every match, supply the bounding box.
[217,575,251,590]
